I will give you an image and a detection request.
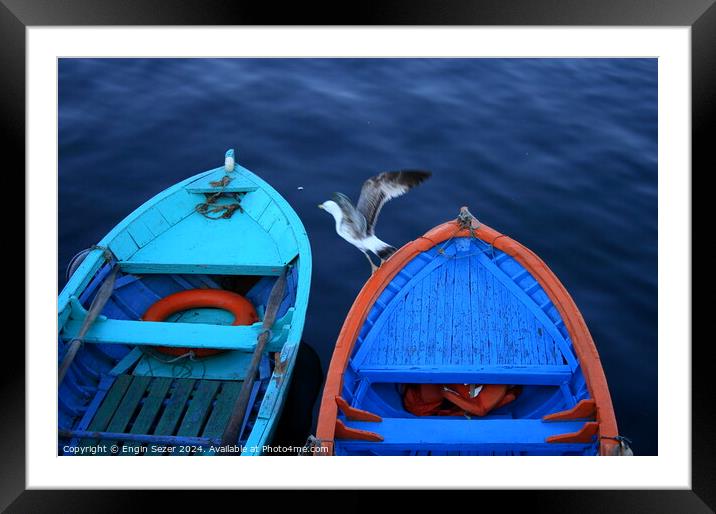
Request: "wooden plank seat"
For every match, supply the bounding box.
[61,297,294,354]
[61,317,289,353]
[337,418,594,453]
[65,374,248,455]
[355,364,572,386]
[185,166,260,194]
[118,202,293,276]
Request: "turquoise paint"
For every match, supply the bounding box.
[186,168,259,193]
[58,154,312,456]
[60,316,290,352]
[133,350,260,381]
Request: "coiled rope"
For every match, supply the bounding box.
[140,346,207,379]
[195,174,244,219]
[437,207,482,257]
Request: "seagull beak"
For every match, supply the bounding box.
[317,204,323,209]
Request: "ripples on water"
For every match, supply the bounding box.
[59,58,657,455]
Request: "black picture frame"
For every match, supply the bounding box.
[6,0,710,510]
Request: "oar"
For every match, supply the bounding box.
[58,266,119,385]
[221,269,287,450]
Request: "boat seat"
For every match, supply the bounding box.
[355,364,572,386]
[61,373,260,455]
[61,298,293,353]
[117,193,296,276]
[185,172,259,194]
[337,417,595,453]
[61,317,288,353]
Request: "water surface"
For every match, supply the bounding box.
[59,58,657,455]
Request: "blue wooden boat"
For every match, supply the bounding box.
[317,209,625,456]
[58,150,311,456]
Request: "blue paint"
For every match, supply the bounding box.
[335,237,599,456]
[57,155,311,456]
[59,58,657,454]
[338,418,593,455]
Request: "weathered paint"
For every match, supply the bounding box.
[58,157,311,456]
[316,214,619,456]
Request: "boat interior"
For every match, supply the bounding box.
[333,237,599,455]
[58,165,308,455]
[58,261,300,455]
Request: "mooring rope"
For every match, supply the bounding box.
[456,206,482,236]
[302,435,329,455]
[195,174,244,219]
[65,245,115,281]
[436,207,482,257]
[600,435,634,456]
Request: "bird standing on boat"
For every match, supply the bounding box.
[318,170,431,273]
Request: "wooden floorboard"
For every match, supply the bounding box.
[78,374,132,449]
[176,380,221,438]
[148,379,195,455]
[103,375,152,449]
[121,377,172,455]
[354,240,574,377]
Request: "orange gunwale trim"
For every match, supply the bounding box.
[316,216,619,456]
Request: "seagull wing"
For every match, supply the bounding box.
[356,170,431,235]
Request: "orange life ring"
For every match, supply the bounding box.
[142,289,259,358]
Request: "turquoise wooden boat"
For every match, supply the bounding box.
[58,150,311,456]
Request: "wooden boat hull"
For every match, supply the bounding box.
[58,159,311,456]
[316,214,620,456]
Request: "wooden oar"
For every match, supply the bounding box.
[221,269,287,450]
[58,266,119,385]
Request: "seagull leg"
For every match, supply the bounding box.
[363,252,378,274]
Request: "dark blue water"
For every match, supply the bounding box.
[59,58,657,455]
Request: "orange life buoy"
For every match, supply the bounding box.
[142,289,259,358]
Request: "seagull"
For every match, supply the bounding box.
[318,170,431,273]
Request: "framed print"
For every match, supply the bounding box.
[6,0,711,509]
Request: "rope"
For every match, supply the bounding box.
[139,346,207,379]
[436,207,482,257]
[65,245,116,281]
[302,435,329,455]
[195,174,244,219]
[89,244,114,261]
[141,347,196,364]
[488,234,508,259]
[600,435,634,455]
[457,206,481,237]
[435,208,511,263]
[600,435,632,445]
